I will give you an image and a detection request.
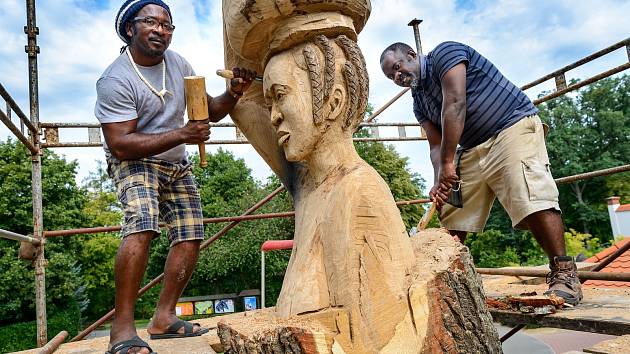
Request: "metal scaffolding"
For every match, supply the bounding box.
[0,3,629,350]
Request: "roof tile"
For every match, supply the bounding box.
[583,238,630,289]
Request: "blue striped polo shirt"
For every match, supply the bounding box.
[412,41,538,149]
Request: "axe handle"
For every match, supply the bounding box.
[417,202,437,231]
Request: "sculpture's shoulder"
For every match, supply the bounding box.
[337,161,396,203]
[335,161,411,245]
[326,162,401,223]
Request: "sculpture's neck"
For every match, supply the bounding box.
[304,130,361,189]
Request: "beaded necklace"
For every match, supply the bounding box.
[126,47,170,106]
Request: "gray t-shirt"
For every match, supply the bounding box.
[94,49,195,162]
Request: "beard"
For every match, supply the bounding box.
[130,27,168,58]
[399,72,417,87]
[135,39,167,58]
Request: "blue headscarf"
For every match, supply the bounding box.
[115,0,172,44]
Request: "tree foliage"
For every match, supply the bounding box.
[0,140,88,326]
[539,75,630,239]
[186,150,294,306]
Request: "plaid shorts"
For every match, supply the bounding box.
[107,156,204,246]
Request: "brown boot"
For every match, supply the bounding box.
[544,256,583,305]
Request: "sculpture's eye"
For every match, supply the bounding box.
[275,89,287,102]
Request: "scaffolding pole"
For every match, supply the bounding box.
[477,268,630,282]
[24,0,46,346]
[44,198,430,238]
[40,164,630,239]
[521,37,630,91]
[0,82,38,134]
[0,228,41,245]
[0,108,38,154]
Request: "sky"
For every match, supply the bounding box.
[0,0,629,189]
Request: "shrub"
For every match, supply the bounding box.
[0,305,81,353]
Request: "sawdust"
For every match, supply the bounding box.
[409,228,465,281]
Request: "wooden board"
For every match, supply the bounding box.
[10,313,255,354]
[484,282,630,336]
[11,330,218,354]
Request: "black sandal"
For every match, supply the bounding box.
[149,319,209,340]
[106,336,156,354]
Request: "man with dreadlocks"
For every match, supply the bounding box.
[94,1,255,353]
[380,41,582,307]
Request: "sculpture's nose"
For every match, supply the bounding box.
[271,106,283,127]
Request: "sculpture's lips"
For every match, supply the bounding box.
[278,132,290,146]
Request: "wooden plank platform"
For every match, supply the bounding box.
[10,313,248,354]
[13,282,630,353]
[483,281,630,336]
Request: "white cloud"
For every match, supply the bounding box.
[1,0,628,190]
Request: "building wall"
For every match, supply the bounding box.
[607,197,630,238]
[616,211,630,237]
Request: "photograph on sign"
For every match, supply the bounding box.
[195,300,214,315]
[214,299,235,314]
[244,296,257,311]
[175,302,194,316]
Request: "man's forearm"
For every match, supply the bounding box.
[108,130,184,161]
[207,92,239,122]
[430,145,441,184]
[439,62,467,164]
[440,101,465,164]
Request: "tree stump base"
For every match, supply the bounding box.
[218,229,502,353]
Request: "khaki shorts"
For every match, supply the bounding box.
[440,115,560,232]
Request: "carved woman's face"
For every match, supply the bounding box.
[264,51,323,162]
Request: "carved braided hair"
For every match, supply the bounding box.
[302,44,325,125]
[314,35,335,102]
[301,35,369,130]
[336,35,369,130]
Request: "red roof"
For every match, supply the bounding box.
[616,204,630,212]
[584,238,630,288]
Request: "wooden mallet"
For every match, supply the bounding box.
[184,76,209,168]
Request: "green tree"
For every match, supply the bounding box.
[465,230,521,268]
[76,160,121,318]
[187,150,294,303]
[539,75,630,240]
[0,139,87,328]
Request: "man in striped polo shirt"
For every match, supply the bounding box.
[381,41,582,305]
